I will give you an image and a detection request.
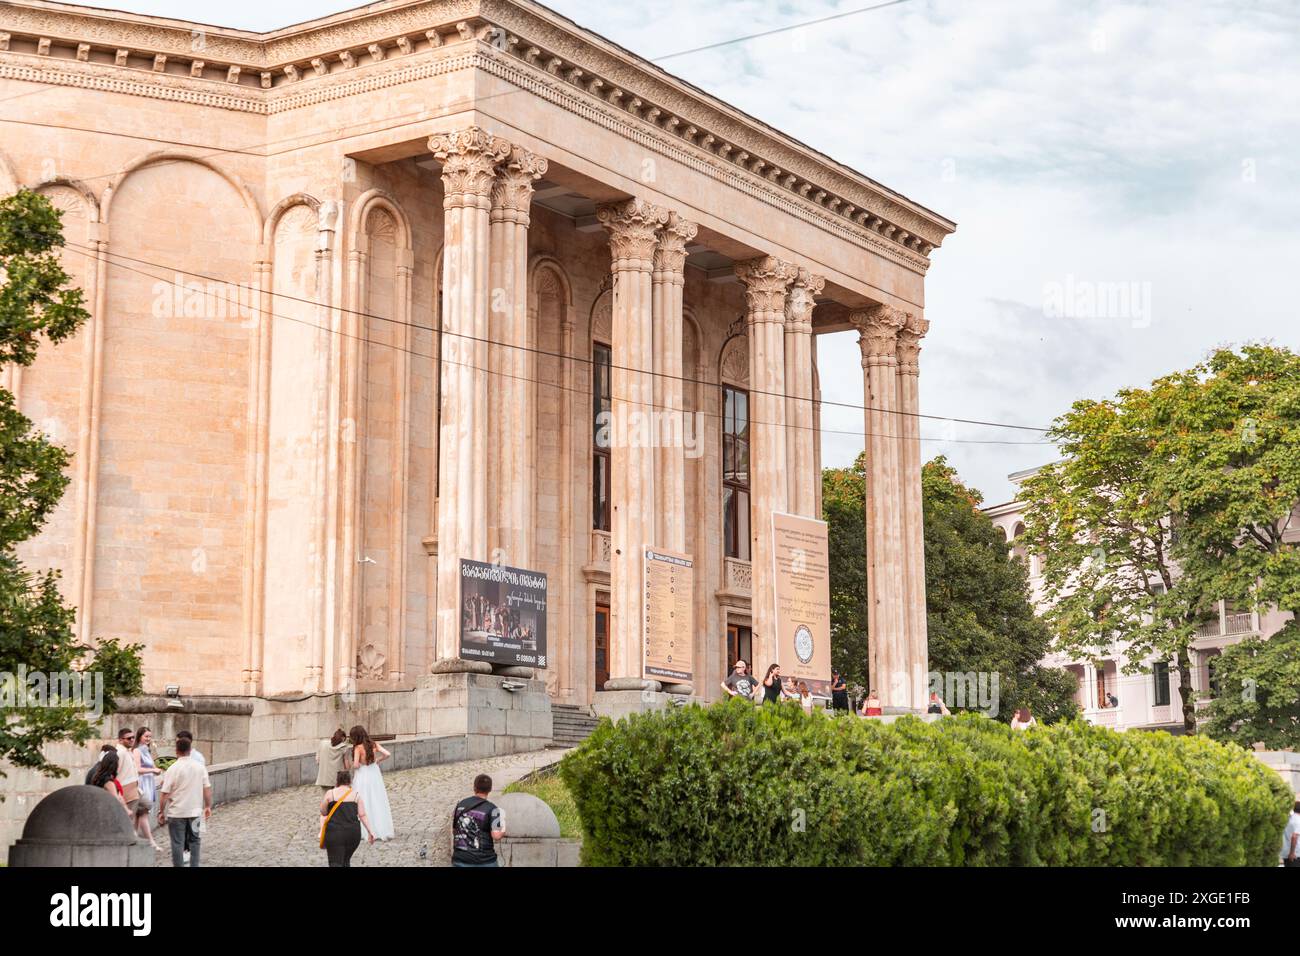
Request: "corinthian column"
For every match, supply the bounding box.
[896,313,930,705]
[851,305,910,709]
[652,211,697,553]
[488,145,547,570]
[429,127,511,664]
[734,255,796,678]
[597,198,667,690]
[784,268,823,517]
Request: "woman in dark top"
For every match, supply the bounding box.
[762,664,784,704]
[319,770,374,868]
[90,750,131,817]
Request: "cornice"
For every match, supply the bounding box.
[0,0,955,266]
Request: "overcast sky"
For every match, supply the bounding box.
[91,0,1300,503]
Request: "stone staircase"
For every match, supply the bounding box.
[551,703,600,747]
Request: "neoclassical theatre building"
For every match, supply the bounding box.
[0,0,954,743]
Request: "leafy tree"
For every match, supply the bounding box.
[1203,621,1300,750]
[1150,345,1300,620]
[0,189,142,782]
[1023,345,1300,735]
[823,453,1076,721]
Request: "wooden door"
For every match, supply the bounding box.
[594,603,610,691]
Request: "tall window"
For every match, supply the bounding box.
[722,385,750,560]
[592,342,612,531]
[1152,661,1171,707]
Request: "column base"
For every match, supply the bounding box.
[430,657,494,675]
[603,677,660,692]
[494,665,536,678]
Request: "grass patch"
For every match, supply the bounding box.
[505,769,583,840]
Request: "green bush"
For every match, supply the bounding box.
[559,701,1293,866]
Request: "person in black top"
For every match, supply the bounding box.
[830,670,849,712]
[761,664,784,704]
[452,773,505,867]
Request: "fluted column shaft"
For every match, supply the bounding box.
[598,199,667,687]
[430,127,511,662]
[652,212,697,553]
[853,305,910,709]
[735,256,797,677]
[896,314,930,706]
[784,268,823,517]
[488,146,547,569]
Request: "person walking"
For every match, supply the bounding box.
[89,750,131,817]
[761,664,784,705]
[721,660,759,702]
[114,727,141,818]
[132,726,163,850]
[452,774,505,868]
[1282,800,1300,867]
[315,729,352,791]
[830,670,849,713]
[157,735,212,867]
[349,726,394,841]
[319,770,374,867]
[176,730,205,766]
[84,744,117,785]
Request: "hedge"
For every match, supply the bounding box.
[558,701,1293,866]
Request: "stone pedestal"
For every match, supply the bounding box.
[9,785,154,867]
[591,687,692,722]
[416,671,552,758]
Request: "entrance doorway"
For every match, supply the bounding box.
[594,602,610,691]
[726,623,752,673]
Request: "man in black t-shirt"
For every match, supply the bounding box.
[452,773,505,867]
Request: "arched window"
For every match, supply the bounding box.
[591,289,613,533]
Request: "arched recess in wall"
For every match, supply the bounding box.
[528,255,574,698]
[256,193,327,695]
[96,153,261,695]
[15,177,102,610]
[348,189,416,687]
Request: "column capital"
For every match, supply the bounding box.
[850,304,909,366]
[652,211,697,278]
[429,126,512,200]
[785,267,825,333]
[734,255,797,318]
[896,313,929,376]
[597,198,669,269]
[490,146,548,223]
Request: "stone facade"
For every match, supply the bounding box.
[0,0,953,806]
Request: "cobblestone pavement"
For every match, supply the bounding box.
[156,748,569,867]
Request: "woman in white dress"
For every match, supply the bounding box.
[348,725,394,841]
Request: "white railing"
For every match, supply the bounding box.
[1224,612,1254,634]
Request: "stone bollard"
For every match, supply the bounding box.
[9,785,154,867]
[494,791,580,867]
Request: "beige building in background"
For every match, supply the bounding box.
[0,0,954,743]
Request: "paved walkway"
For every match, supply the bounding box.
[155,748,568,867]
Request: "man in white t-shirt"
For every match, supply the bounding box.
[158,736,212,868]
[1282,800,1300,867]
